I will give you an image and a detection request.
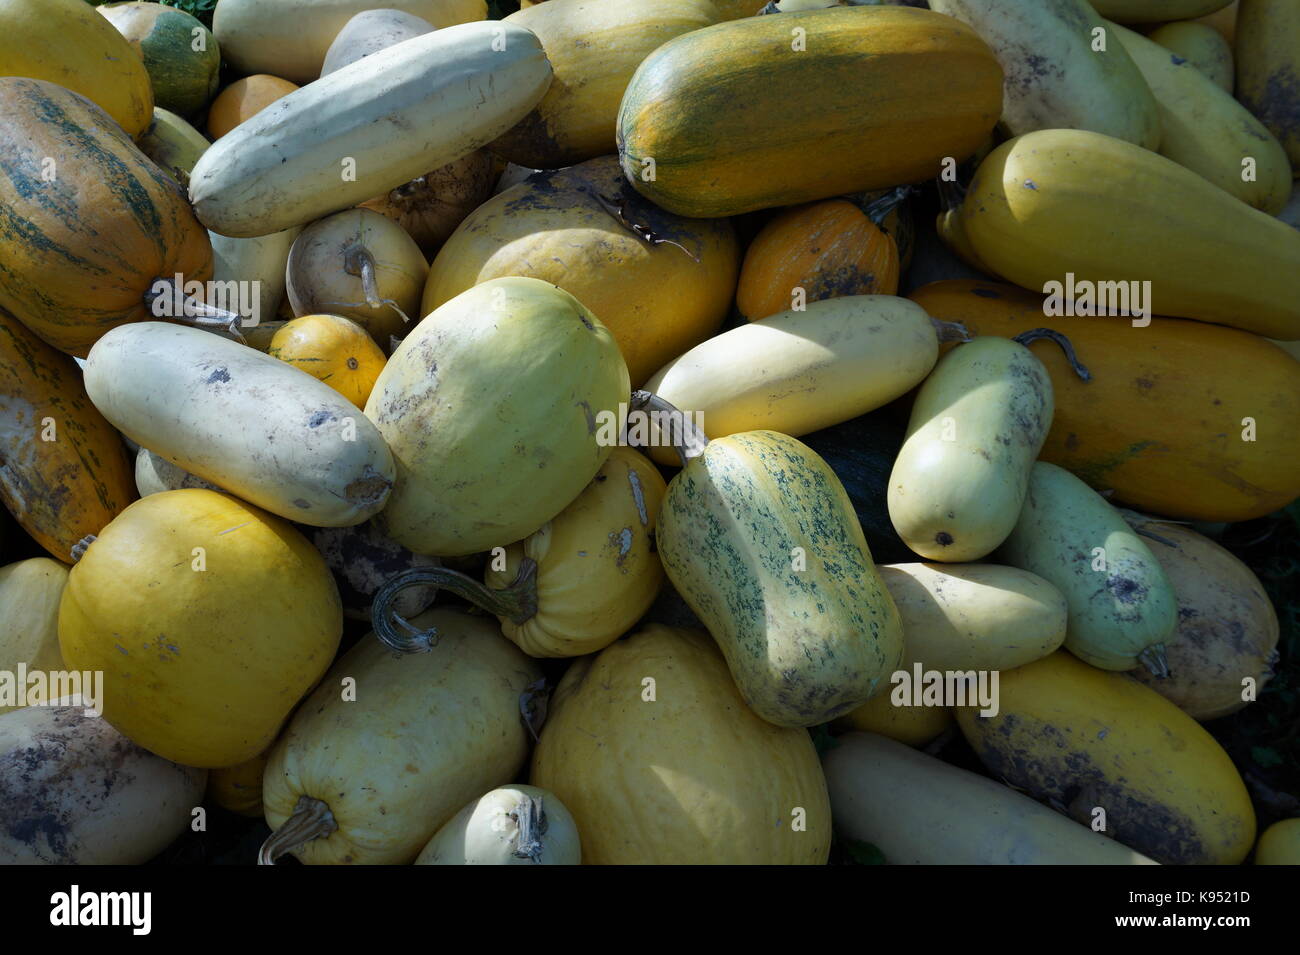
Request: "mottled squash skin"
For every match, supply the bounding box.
[1234,0,1300,168]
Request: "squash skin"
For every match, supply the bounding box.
[657,431,904,727]
[206,75,299,140]
[955,651,1256,865]
[58,490,343,769]
[264,608,540,865]
[138,108,210,190]
[1088,0,1234,20]
[0,309,136,562]
[209,226,302,329]
[423,156,739,388]
[0,78,213,358]
[0,558,69,715]
[616,6,1003,217]
[134,446,218,497]
[359,151,498,258]
[1148,21,1233,93]
[321,9,435,76]
[1235,0,1300,170]
[207,750,270,818]
[269,314,388,409]
[1255,819,1300,865]
[956,129,1300,339]
[98,2,221,118]
[908,279,1300,522]
[415,785,582,865]
[0,0,153,139]
[531,625,832,864]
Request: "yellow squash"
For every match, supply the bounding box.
[0,558,69,714]
[1147,21,1233,92]
[1255,819,1300,865]
[268,314,387,408]
[1235,0,1300,169]
[206,749,271,818]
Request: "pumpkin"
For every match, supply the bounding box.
[1147,21,1233,92]
[320,9,435,76]
[137,108,210,190]
[415,786,582,865]
[268,314,387,409]
[531,625,832,864]
[1255,819,1300,865]
[206,750,271,818]
[1235,0,1300,170]
[0,78,213,357]
[206,74,299,140]
[98,2,221,117]
[359,151,497,258]
[210,226,302,329]
[58,489,343,768]
[0,558,69,715]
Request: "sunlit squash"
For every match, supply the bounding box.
[268,314,387,408]
[206,74,299,139]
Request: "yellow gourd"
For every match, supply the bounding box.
[207,749,271,818]
[268,314,387,408]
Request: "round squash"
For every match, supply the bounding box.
[206,749,271,818]
[268,314,387,408]
[415,785,581,865]
[99,2,221,117]
[206,74,299,139]
[137,108,210,190]
[359,151,497,257]
[58,489,343,769]
[422,155,739,388]
[531,625,832,864]
[1255,819,1300,865]
[0,558,69,715]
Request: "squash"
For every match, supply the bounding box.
[998,462,1176,672]
[855,186,916,273]
[1087,0,1235,20]
[1236,0,1300,170]
[415,786,581,865]
[0,702,206,864]
[243,321,291,353]
[134,447,218,497]
[657,430,904,727]
[926,1,1161,148]
[320,9,435,76]
[496,0,720,169]
[1110,20,1291,212]
[98,2,221,118]
[887,334,1058,562]
[1281,182,1300,228]
[1148,21,1233,92]
[643,296,937,467]
[84,323,395,528]
[366,277,629,557]
[531,625,831,864]
[1255,819,1300,865]
[423,156,739,388]
[0,558,69,715]
[286,209,428,345]
[206,75,299,140]
[190,23,551,238]
[616,5,1002,217]
[213,0,487,84]
[1194,0,1238,44]
[137,108,210,189]
[59,489,343,769]
[955,651,1256,865]
[0,308,136,561]
[908,279,1300,522]
[0,0,153,139]
[209,227,303,330]
[954,129,1300,339]
[0,78,213,358]
[261,608,540,865]
[268,315,387,408]
[736,200,900,321]
[359,151,498,258]
[823,732,1158,864]
[304,519,440,622]
[207,750,270,818]
[1127,522,1279,720]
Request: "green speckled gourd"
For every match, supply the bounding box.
[656,430,904,727]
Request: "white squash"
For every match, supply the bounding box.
[134,446,218,497]
[321,9,435,76]
[414,785,581,865]
[209,226,302,330]
[0,558,69,715]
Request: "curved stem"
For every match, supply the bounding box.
[1012,327,1092,382]
[1138,643,1169,679]
[329,243,413,326]
[931,316,972,344]
[859,184,913,227]
[628,390,708,467]
[257,795,337,865]
[144,276,247,344]
[511,794,547,863]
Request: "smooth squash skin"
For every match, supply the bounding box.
[1147,21,1233,92]
[998,462,1176,672]
[209,226,303,329]
[1254,819,1300,864]
[955,651,1256,865]
[1235,0,1300,169]
[137,108,210,189]
[657,431,904,727]
[908,279,1300,522]
[616,6,1003,217]
[530,625,831,864]
[320,9,435,76]
[956,129,1300,339]
[415,786,582,865]
[268,314,387,409]
[98,2,221,118]
[206,75,299,139]
[0,558,69,715]
[206,750,270,818]
[823,732,1158,864]
[888,336,1053,562]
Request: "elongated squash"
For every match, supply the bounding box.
[0,558,69,715]
[190,23,552,237]
[98,2,221,118]
[137,108,210,189]
[531,625,831,864]
[85,323,395,528]
[209,226,302,330]
[617,6,1002,217]
[1235,0,1300,169]
[824,732,1158,864]
[956,651,1256,865]
[0,79,213,357]
[1148,21,1233,92]
[1255,819,1300,865]
[321,9,435,76]
[955,129,1300,339]
[658,431,904,727]
[908,279,1300,522]
[415,786,582,865]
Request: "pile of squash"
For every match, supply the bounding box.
[0,0,1297,867]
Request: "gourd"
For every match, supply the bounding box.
[373,446,665,659]
[0,78,213,358]
[955,651,1256,865]
[1196,0,1239,43]
[0,558,69,715]
[189,23,551,238]
[320,9,435,76]
[998,462,1176,673]
[0,702,206,864]
[736,200,900,321]
[495,0,720,169]
[303,520,440,622]
[952,129,1300,339]
[823,732,1158,864]
[1255,819,1300,865]
[365,277,629,557]
[98,2,221,117]
[85,323,395,528]
[908,279,1300,522]
[1235,0,1300,169]
[286,209,429,345]
[58,489,343,769]
[1147,21,1233,92]
[1087,0,1234,20]
[359,151,498,257]
[422,156,739,388]
[209,227,303,330]
[531,625,832,864]
[207,750,271,818]
[268,315,387,408]
[616,5,1002,217]
[415,786,581,865]
[657,430,904,727]
[260,608,540,865]
[206,75,299,139]
[137,108,210,189]
[0,308,136,562]
[134,446,219,497]
[0,0,153,138]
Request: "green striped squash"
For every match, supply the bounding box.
[99,2,221,117]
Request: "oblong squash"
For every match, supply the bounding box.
[1235,0,1300,169]
[0,558,69,715]
[320,9,435,76]
[616,5,1002,217]
[1147,21,1233,92]
[209,226,303,329]
[98,2,221,118]
[531,625,831,864]
[415,785,582,865]
[955,651,1256,865]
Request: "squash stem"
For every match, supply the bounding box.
[70,534,96,564]
[512,795,548,863]
[257,795,338,865]
[1012,328,1092,381]
[1138,643,1170,679]
[931,317,973,344]
[145,277,248,344]
[629,390,708,466]
[334,243,413,325]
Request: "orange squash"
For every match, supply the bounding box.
[207,74,298,139]
[267,313,387,408]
